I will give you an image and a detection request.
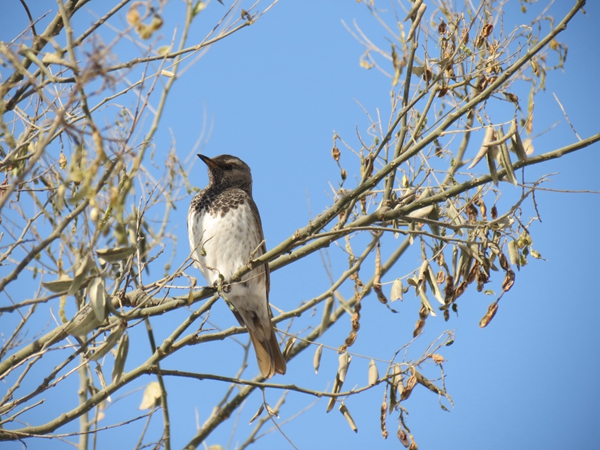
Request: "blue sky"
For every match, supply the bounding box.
[1,1,599,449]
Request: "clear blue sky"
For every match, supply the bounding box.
[1,1,599,449]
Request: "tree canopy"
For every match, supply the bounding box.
[0,1,598,448]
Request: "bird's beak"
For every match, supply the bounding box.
[197,154,220,170]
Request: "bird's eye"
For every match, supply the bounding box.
[223,164,233,171]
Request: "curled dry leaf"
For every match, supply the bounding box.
[504,92,519,104]
[407,3,427,42]
[126,4,141,26]
[331,145,340,161]
[397,427,410,447]
[426,264,445,304]
[491,205,498,219]
[502,269,515,292]
[388,364,402,413]
[507,240,519,267]
[88,276,106,322]
[431,353,445,364]
[438,19,446,35]
[499,252,509,271]
[266,404,278,418]
[327,375,343,413]
[313,344,323,374]
[58,152,67,169]
[479,301,499,328]
[90,320,126,361]
[486,144,499,185]
[283,337,296,360]
[338,352,351,383]
[530,248,543,260]
[339,403,358,433]
[523,138,534,155]
[401,374,417,401]
[96,246,136,264]
[67,304,102,337]
[403,0,423,22]
[510,121,528,161]
[374,284,389,304]
[482,23,494,37]
[468,126,495,169]
[249,404,264,424]
[418,288,436,316]
[461,28,469,45]
[475,34,485,48]
[413,318,425,338]
[368,359,379,386]
[68,256,91,296]
[496,127,518,185]
[391,278,404,301]
[112,332,129,383]
[417,259,429,288]
[380,392,388,439]
[436,270,446,285]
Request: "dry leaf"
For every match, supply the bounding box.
[431,353,445,364]
[338,352,351,383]
[90,320,126,361]
[88,277,106,322]
[126,4,141,26]
[468,126,494,169]
[401,374,417,401]
[139,382,162,410]
[368,359,379,386]
[339,403,358,433]
[479,301,499,328]
[507,240,519,267]
[482,23,494,37]
[249,404,264,424]
[331,146,340,161]
[391,279,404,301]
[112,332,129,383]
[398,427,410,447]
[96,246,136,264]
[42,277,74,294]
[502,270,515,292]
[407,3,427,41]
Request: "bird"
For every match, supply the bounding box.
[188,154,286,378]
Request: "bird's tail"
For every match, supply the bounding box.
[248,327,286,379]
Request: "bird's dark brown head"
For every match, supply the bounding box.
[198,154,253,192]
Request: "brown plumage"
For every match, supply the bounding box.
[188,154,286,378]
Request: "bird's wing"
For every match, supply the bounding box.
[247,195,270,301]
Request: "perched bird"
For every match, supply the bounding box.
[188,154,286,378]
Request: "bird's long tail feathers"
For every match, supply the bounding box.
[248,327,287,379]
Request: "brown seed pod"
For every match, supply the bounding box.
[331,145,340,161]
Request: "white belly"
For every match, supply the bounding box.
[188,204,263,286]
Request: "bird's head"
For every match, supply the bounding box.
[197,154,253,191]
